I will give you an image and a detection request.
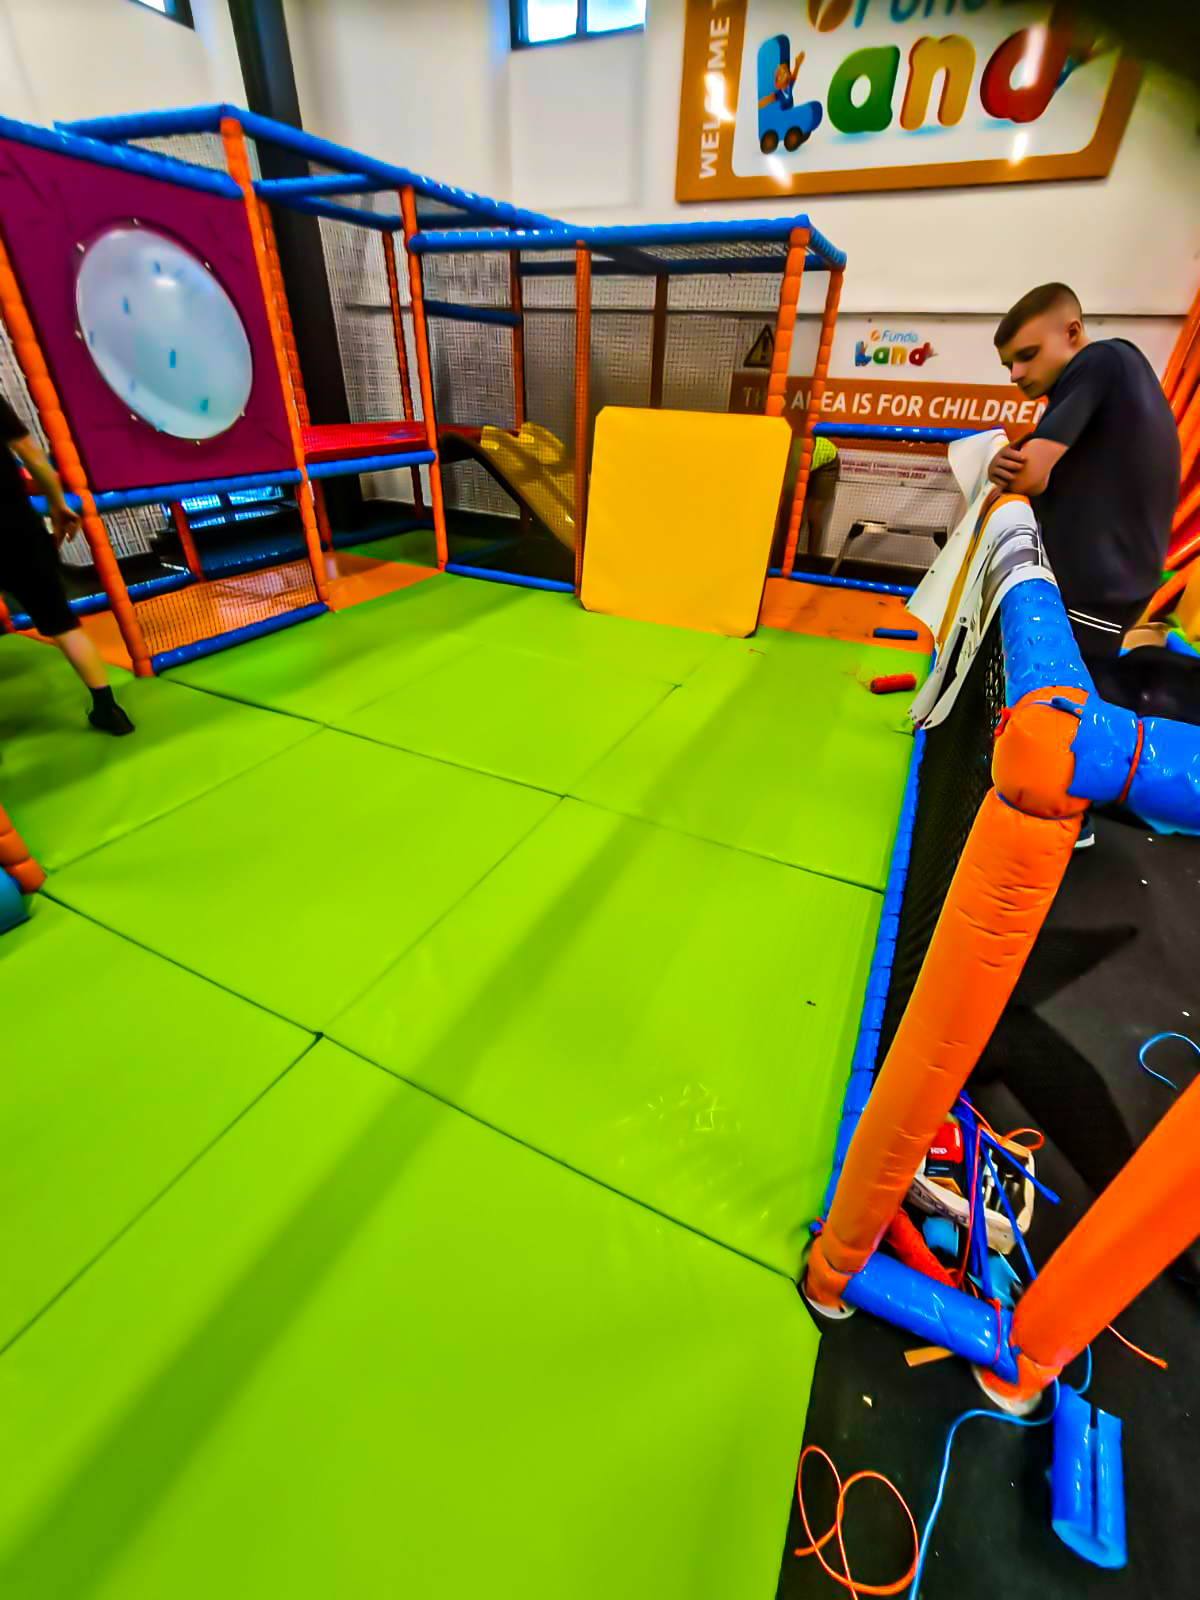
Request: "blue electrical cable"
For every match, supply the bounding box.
[1137,1031,1198,1091]
[909,1383,1061,1598]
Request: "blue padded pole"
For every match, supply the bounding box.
[2,113,239,197]
[411,216,835,255]
[422,299,522,328]
[839,1252,1020,1384]
[445,563,574,594]
[517,254,827,279]
[307,451,436,480]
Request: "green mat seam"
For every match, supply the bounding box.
[37,888,335,1037]
[155,674,330,727]
[0,1034,322,1360]
[30,716,323,877]
[559,791,892,897]
[331,1036,802,1288]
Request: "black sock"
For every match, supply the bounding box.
[87,685,134,736]
[90,685,115,710]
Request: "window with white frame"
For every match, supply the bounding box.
[128,0,194,26]
[511,0,646,49]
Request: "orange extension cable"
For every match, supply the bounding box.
[794,1446,918,1599]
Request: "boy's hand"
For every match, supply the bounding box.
[50,504,80,548]
[987,444,1027,489]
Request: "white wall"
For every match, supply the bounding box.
[0,0,243,125]
[286,0,1200,326]
[285,0,512,198]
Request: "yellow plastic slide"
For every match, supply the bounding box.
[479,423,575,551]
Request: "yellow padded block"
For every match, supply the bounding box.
[1177,556,1200,641]
[580,408,793,637]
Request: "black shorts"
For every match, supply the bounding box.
[0,513,77,636]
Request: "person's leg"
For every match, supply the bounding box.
[9,518,135,735]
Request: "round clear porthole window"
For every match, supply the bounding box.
[75,226,253,440]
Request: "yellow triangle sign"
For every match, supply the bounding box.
[744,325,775,369]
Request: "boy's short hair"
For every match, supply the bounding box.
[994,283,1083,347]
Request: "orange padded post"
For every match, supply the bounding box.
[0,593,12,632]
[221,118,329,605]
[983,1073,1200,1403]
[1171,335,1200,424]
[782,265,842,579]
[1162,287,1200,403]
[398,187,448,569]
[258,198,333,550]
[806,683,1086,1307]
[0,234,152,674]
[383,230,425,515]
[0,800,45,894]
[765,226,809,421]
[573,244,592,594]
[220,120,329,604]
[649,273,668,408]
[169,502,202,578]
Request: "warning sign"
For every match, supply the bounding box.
[743,325,774,369]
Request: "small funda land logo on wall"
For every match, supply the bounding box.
[855,328,935,368]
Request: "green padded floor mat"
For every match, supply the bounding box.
[573,632,923,890]
[165,576,536,724]
[343,642,672,792]
[468,587,726,684]
[0,637,313,869]
[0,898,311,1352]
[332,798,877,1275]
[50,730,555,1031]
[0,1040,818,1600]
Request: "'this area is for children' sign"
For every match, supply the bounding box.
[675,0,1139,201]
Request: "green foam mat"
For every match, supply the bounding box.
[469,587,726,683]
[573,632,923,890]
[0,636,313,870]
[343,642,672,792]
[0,1040,817,1600]
[0,898,310,1352]
[166,576,538,724]
[50,730,555,1031]
[333,798,877,1274]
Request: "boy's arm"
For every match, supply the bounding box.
[989,344,1113,498]
[988,437,1067,498]
[10,433,81,546]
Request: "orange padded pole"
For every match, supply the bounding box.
[573,245,591,595]
[259,198,333,550]
[765,227,809,420]
[984,1073,1200,1403]
[221,118,328,605]
[0,235,151,674]
[1162,288,1200,403]
[1171,477,1200,535]
[0,799,45,894]
[782,265,842,578]
[1170,335,1200,424]
[169,502,202,578]
[1178,384,1200,484]
[806,685,1086,1307]
[1140,554,1197,623]
[649,273,668,408]
[383,230,425,516]
[0,593,12,632]
[398,187,448,569]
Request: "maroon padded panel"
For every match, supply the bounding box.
[0,137,293,491]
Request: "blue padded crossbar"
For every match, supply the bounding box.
[61,105,565,231]
[3,112,240,197]
[840,1252,1020,1384]
[7,569,194,630]
[445,563,574,594]
[422,299,521,328]
[767,568,917,599]
[152,602,327,672]
[306,451,435,480]
[814,423,978,443]
[31,470,302,517]
[517,253,829,279]
[410,215,838,257]
[274,196,401,231]
[256,173,391,199]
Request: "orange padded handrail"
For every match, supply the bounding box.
[0,800,45,894]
